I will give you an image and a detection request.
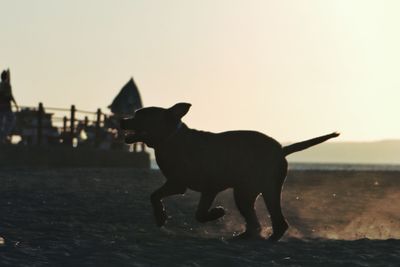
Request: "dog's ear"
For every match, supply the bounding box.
[168,103,191,119]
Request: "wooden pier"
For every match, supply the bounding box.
[2,103,150,168]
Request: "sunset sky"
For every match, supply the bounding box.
[1,0,399,142]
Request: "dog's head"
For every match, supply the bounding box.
[120,102,191,148]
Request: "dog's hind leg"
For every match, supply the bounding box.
[262,164,289,241]
[195,192,225,223]
[232,189,261,239]
[263,189,288,241]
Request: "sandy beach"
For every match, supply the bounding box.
[0,167,399,266]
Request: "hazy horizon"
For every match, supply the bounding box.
[145,139,400,166]
[1,0,399,142]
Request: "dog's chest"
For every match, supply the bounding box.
[156,152,199,180]
[155,148,224,191]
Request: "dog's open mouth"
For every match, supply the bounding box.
[123,130,136,135]
[123,130,147,144]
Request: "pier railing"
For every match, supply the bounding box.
[16,103,112,147]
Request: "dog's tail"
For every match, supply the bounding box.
[282,132,340,156]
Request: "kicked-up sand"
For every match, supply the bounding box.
[0,167,399,266]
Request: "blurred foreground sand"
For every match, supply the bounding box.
[0,168,399,266]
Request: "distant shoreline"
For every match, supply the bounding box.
[150,159,400,172]
[288,162,400,171]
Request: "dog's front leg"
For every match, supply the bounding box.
[150,182,186,227]
[195,192,225,223]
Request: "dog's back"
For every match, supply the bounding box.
[156,124,285,192]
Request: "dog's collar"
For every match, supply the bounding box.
[170,122,183,137]
[162,122,184,144]
[176,122,183,131]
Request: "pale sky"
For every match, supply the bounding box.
[1,0,399,142]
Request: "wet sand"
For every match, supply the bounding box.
[0,168,399,266]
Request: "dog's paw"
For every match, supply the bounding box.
[208,207,225,220]
[154,210,167,227]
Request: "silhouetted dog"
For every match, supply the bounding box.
[121,103,339,241]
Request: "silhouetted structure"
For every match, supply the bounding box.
[0,69,19,144]
[1,77,150,168]
[108,77,145,152]
[14,105,58,145]
[109,78,143,116]
[7,77,146,150]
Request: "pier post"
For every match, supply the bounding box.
[70,105,76,146]
[95,108,101,147]
[84,116,89,129]
[63,116,67,133]
[37,102,44,145]
[62,116,67,144]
